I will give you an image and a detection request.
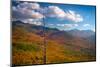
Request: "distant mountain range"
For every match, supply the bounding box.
[12,20,96,49]
[67,29,95,38]
[12,20,96,65]
[12,20,95,37]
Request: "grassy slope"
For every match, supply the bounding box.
[12,26,96,66]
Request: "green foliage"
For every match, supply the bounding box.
[13,42,40,52]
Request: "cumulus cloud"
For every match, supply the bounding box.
[21,19,43,26]
[13,7,44,19]
[42,6,83,23]
[12,2,83,24]
[44,6,66,18]
[12,2,44,22]
[17,2,40,10]
[83,24,90,27]
[65,10,83,22]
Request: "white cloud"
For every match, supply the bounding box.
[47,23,78,29]
[65,10,83,22]
[12,2,83,24]
[12,2,44,20]
[56,24,78,28]
[31,11,44,19]
[42,6,83,22]
[12,2,45,25]
[45,6,66,18]
[13,7,44,19]
[17,2,40,10]
[21,19,43,26]
[32,21,43,26]
[83,24,90,27]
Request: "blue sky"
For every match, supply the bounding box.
[12,1,96,31]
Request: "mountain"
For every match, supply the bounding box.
[12,20,59,37]
[12,20,95,38]
[12,20,96,65]
[67,29,95,38]
[12,20,96,50]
